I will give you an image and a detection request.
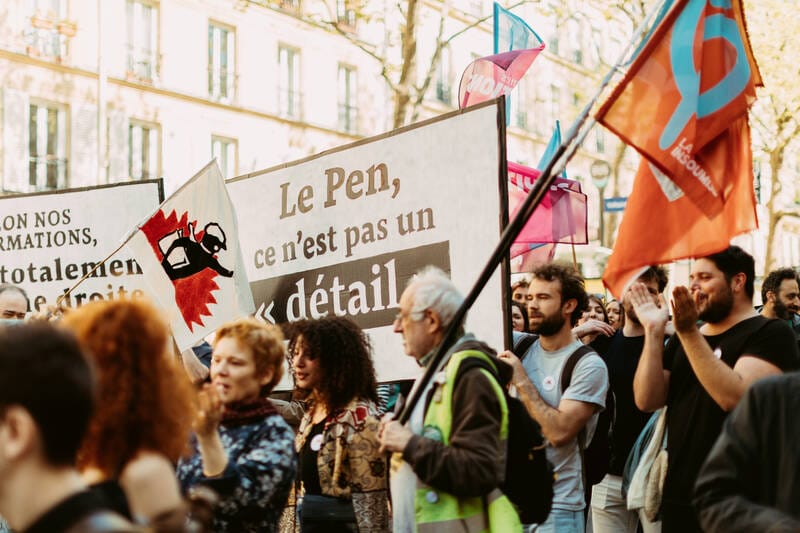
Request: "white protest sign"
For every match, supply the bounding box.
[0,181,163,310]
[227,101,506,382]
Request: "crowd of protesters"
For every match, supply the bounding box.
[0,245,797,532]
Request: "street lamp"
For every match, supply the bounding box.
[590,160,611,247]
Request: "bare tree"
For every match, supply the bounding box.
[745,0,800,271]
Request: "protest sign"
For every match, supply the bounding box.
[227,101,506,382]
[0,180,163,311]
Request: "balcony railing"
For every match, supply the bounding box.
[278,87,303,119]
[338,103,358,134]
[208,67,237,102]
[127,45,158,82]
[28,156,68,191]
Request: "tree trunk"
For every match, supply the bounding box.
[393,0,419,128]
[763,145,785,273]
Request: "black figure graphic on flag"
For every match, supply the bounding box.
[159,222,234,281]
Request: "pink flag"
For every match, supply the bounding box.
[508,162,588,250]
[124,161,254,350]
[458,48,544,109]
[511,243,557,273]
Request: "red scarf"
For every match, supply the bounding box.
[221,397,277,428]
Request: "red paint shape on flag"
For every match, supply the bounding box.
[458,48,544,109]
[602,117,756,298]
[596,0,761,217]
[173,270,220,331]
[139,209,220,331]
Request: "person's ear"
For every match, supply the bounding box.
[425,309,442,334]
[0,407,37,462]
[765,290,776,304]
[731,272,747,293]
[258,368,275,387]
[563,298,578,317]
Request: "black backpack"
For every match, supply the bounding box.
[560,346,615,490]
[454,340,554,525]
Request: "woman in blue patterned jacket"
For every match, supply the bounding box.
[178,318,297,532]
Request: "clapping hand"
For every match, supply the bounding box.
[671,286,699,334]
[629,282,669,332]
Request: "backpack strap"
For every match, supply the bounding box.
[557,343,596,491]
[559,344,596,394]
[513,333,539,362]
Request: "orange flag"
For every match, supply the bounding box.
[597,0,763,296]
[596,0,761,217]
[603,117,757,297]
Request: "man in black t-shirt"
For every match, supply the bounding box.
[630,246,800,533]
[589,266,668,533]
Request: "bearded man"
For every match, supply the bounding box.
[630,246,800,533]
[499,263,608,533]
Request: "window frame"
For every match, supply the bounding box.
[28,100,68,191]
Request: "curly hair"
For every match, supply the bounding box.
[286,316,378,414]
[214,318,286,394]
[531,262,588,326]
[60,298,195,476]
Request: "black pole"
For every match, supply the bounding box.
[397,134,566,424]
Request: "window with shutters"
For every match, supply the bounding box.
[25,0,71,61]
[28,102,68,191]
[212,136,237,179]
[337,65,357,134]
[336,0,356,29]
[278,46,301,119]
[128,121,160,180]
[126,0,158,82]
[208,23,236,101]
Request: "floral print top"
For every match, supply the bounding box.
[282,398,389,533]
[178,412,297,533]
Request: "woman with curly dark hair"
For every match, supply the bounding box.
[282,316,389,533]
[61,298,196,528]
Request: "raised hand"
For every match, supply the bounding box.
[671,286,699,334]
[194,383,224,438]
[630,282,669,331]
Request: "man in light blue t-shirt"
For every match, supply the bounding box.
[500,263,609,533]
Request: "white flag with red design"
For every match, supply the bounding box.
[124,161,254,350]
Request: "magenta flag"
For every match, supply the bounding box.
[507,162,587,255]
[458,48,544,109]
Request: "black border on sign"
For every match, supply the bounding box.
[0,178,165,203]
[496,96,511,352]
[227,99,504,183]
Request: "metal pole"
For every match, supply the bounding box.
[599,185,606,247]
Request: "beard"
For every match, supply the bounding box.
[529,311,567,336]
[773,298,793,320]
[697,285,734,323]
[622,297,642,326]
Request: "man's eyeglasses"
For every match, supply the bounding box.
[394,310,425,323]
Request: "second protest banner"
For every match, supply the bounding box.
[227,101,507,382]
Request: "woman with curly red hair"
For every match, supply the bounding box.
[177,317,296,533]
[61,298,195,527]
[282,316,389,532]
